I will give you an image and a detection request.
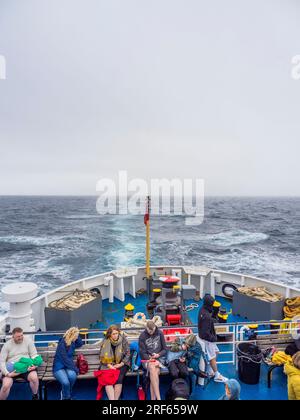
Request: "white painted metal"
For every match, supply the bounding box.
[1,282,38,332]
[0,265,299,333]
[172,269,182,285]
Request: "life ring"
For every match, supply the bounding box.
[133,312,146,323]
[222,283,238,299]
[151,315,163,326]
[90,287,101,295]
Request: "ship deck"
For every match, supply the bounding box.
[7,294,288,400]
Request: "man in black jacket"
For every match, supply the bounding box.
[198,294,228,383]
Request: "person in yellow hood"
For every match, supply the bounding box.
[284,351,300,400]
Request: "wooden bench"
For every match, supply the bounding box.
[40,344,195,400]
[1,341,195,400]
[255,333,294,388]
[40,344,99,400]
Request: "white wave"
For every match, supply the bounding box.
[199,230,269,247]
[0,236,64,246]
[64,215,102,220]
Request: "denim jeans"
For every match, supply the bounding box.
[54,369,77,399]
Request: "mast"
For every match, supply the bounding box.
[144,195,151,278]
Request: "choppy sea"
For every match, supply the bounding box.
[0,196,299,314]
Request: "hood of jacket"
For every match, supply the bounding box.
[203,294,215,312]
[226,379,241,400]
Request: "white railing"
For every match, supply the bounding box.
[1,265,300,333]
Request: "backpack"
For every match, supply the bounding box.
[166,378,190,400]
[76,353,89,374]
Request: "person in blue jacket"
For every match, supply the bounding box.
[53,327,83,400]
[218,379,241,400]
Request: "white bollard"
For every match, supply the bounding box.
[2,282,38,333]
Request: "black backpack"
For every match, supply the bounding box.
[166,378,190,400]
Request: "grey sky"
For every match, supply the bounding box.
[0,0,299,196]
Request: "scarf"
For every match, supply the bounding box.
[99,335,123,365]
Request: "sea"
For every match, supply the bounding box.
[0,196,299,314]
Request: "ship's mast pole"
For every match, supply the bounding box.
[145,196,151,279]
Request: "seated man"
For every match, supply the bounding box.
[0,327,40,400]
[139,321,167,400]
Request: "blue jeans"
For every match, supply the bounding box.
[54,369,77,399]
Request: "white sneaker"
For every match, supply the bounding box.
[197,376,205,386]
[214,373,228,383]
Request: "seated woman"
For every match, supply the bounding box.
[99,325,131,400]
[166,339,189,380]
[284,351,300,400]
[53,327,83,400]
[139,321,167,400]
[185,334,206,376]
[285,338,300,357]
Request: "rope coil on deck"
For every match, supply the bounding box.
[237,287,283,303]
[48,289,98,310]
[284,297,300,318]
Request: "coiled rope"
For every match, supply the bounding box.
[237,287,283,303]
[284,297,300,318]
[49,289,97,311]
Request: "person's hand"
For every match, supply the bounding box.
[151,353,160,359]
[27,366,37,372]
[7,371,18,378]
[179,357,186,363]
[108,364,116,370]
[182,344,187,351]
[113,363,123,369]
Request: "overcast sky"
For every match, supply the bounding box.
[0,0,299,196]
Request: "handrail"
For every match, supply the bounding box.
[0,318,297,339]
[1,322,296,369]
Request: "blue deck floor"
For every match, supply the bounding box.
[7,294,288,400]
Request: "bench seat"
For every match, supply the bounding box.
[255,333,294,388]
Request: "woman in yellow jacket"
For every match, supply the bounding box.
[284,351,300,400]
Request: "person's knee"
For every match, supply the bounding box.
[67,371,77,382]
[149,367,158,376]
[28,372,39,384]
[1,381,13,393]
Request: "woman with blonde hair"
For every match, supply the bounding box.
[53,327,83,400]
[284,351,300,400]
[98,325,130,400]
